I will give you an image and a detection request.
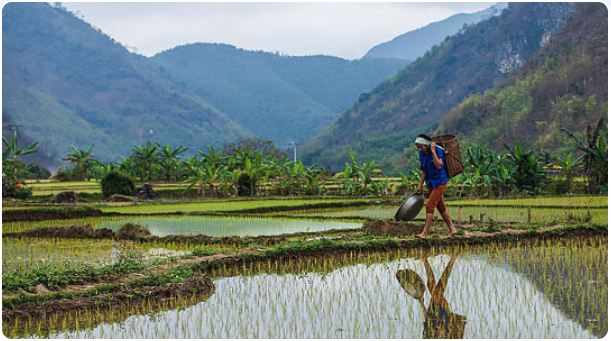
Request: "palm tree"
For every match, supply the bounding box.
[63,145,95,181]
[157,143,189,181]
[131,141,158,182]
[2,134,38,184]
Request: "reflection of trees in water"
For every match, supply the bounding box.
[396,255,467,339]
[498,240,607,338]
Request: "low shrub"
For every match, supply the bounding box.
[101,171,135,198]
[2,182,32,200]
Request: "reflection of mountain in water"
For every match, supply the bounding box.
[496,241,608,338]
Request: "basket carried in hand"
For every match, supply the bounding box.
[432,134,463,178]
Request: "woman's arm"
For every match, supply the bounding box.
[430,142,443,170]
[417,171,425,194]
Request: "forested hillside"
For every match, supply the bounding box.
[2,3,248,166]
[2,3,407,167]
[302,3,576,173]
[151,44,406,146]
[441,3,607,159]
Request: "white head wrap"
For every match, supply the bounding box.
[414,137,431,146]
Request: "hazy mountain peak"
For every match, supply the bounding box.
[364,2,508,60]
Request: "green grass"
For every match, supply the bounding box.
[448,195,607,208]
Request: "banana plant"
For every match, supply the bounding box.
[504,138,548,195]
[2,134,38,184]
[118,156,137,178]
[198,146,224,169]
[63,144,95,181]
[182,167,206,196]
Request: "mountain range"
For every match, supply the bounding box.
[3,2,606,176]
[2,2,405,167]
[301,2,580,173]
[364,2,507,60]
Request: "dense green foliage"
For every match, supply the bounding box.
[101,171,135,198]
[441,3,607,162]
[302,3,576,172]
[2,134,39,199]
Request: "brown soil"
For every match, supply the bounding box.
[107,194,134,202]
[3,275,215,327]
[363,219,422,236]
[116,222,153,240]
[5,224,114,239]
[2,208,104,222]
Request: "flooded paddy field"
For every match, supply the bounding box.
[2,215,361,237]
[6,235,606,339]
[2,195,607,339]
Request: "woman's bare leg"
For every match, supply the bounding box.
[440,210,457,235]
[417,213,435,238]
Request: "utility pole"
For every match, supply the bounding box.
[7,123,22,139]
[289,142,297,163]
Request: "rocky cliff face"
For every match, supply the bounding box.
[494,2,575,74]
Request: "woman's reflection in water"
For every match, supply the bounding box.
[396,254,467,339]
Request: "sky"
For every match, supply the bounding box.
[62,2,496,60]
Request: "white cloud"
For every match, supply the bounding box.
[63,2,496,59]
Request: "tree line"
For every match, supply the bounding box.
[2,121,607,199]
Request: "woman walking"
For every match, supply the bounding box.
[414,134,457,238]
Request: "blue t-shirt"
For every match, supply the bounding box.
[419,146,448,189]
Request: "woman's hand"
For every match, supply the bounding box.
[416,185,423,195]
[430,141,436,150]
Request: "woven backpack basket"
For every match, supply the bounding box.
[432,134,463,179]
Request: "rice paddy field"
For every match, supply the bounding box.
[2,238,188,275]
[4,236,606,338]
[2,194,608,338]
[273,205,608,225]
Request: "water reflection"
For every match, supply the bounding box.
[9,237,605,339]
[396,255,466,338]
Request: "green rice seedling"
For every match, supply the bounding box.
[1,237,190,277]
[448,195,607,208]
[23,236,603,339]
